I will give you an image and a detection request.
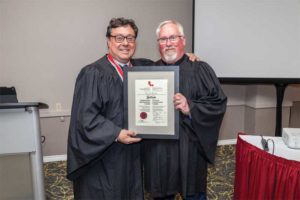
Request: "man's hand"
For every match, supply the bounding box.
[116,129,142,144]
[186,53,200,62]
[173,93,190,116]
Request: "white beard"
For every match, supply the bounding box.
[163,48,177,63]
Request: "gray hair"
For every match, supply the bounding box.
[155,20,185,38]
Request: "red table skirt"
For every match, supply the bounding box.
[234,134,300,200]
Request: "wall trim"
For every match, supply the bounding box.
[38,104,293,118]
[40,110,71,118]
[217,139,237,146]
[43,154,67,163]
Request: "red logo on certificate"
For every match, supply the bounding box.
[148,81,154,87]
[140,112,148,119]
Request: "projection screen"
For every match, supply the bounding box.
[194,0,300,79]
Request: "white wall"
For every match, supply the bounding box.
[0,0,193,114]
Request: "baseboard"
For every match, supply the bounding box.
[217,139,237,146]
[43,154,67,163]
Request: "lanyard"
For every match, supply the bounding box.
[107,54,131,81]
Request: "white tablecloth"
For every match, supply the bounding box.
[240,135,300,162]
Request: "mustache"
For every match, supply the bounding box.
[163,46,176,51]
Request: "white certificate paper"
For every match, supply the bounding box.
[135,79,168,126]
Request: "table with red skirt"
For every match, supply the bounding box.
[234,133,300,200]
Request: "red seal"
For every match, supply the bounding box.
[140,112,147,119]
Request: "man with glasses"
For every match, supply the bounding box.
[67,17,153,200]
[142,20,227,200]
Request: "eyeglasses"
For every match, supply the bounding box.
[157,35,183,44]
[110,35,136,43]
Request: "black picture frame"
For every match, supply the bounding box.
[123,66,179,139]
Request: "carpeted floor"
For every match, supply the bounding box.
[44,145,235,200]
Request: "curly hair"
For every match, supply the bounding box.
[106,17,138,38]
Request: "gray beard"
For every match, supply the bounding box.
[163,51,177,63]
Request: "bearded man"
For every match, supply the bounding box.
[142,20,227,200]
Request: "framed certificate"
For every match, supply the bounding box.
[123,66,179,139]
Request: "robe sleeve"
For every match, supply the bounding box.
[183,61,227,164]
[67,66,121,180]
[132,58,155,66]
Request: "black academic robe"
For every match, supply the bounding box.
[142,55,227,198]
[67,55,152,200]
